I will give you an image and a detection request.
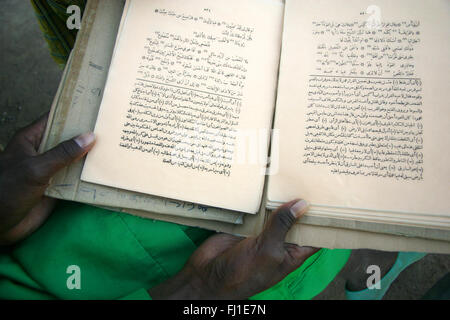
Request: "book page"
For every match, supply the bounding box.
[268,0,450,218]
[81,0,284,214]
[42,0,245,225]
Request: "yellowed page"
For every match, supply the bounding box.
[81,0,284,214]
[268,0,450,220]
[41,0,245,225]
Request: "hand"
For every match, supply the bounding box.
[149,199,318,299]
[0,114,95,246]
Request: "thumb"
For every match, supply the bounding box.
[29,133,95,183]
[261,199,309,247]
[190,233,244,266]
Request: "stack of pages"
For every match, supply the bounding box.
[40,0,450,253]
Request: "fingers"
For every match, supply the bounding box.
[197,233,244,259]
[9,113,49,151]
[27,132,95,183]
[281,244,320,274]
[26,113,50,149]
[189,233,244,267]
[260,199,309,247]
[0,197,56,246]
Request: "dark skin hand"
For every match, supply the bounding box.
[149,199,318,299]
[0,114,95,245]
[0,115,318,299]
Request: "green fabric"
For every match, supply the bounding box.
[0,201,350,299]
[26,1,351,300]
[251,247,350,300]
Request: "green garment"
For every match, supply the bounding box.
[23,0,350,300]
[0,201,350,299]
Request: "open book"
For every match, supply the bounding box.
[41,0,450,253]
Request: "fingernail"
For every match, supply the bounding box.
[74,132,95,148]
[290,200,309,218]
